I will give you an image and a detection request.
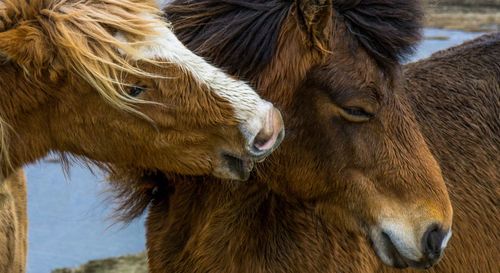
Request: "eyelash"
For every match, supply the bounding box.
[342,107,373,118]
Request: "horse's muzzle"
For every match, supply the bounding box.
[248,106,285,161]
[371,223,452,269]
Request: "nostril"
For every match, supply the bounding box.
[423,224,447,258]
[253,126,274,151]
[426,230,441,255]
[252,107,284,153]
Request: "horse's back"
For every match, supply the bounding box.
[381,33,499,273]
[0,169,27,273]
[405,32,499,188]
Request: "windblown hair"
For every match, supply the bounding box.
[166,0,422,79]
[0,0,168,175]
[110,0,425,221]
[166,0,291,80]
[334,0,423,67]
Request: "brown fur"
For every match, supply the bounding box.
[111,0,461,272]
[377,32,500,273]
[0,1,279,272]
[0,0,271,179]
[138,21,499,273]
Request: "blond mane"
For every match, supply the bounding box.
[0,0,171,176]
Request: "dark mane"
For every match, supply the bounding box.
[334,0,423,67]
[107,168,175,223]
[166,0,291,80]
[165,0,422,78]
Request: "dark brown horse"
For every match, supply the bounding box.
[376,32,499,273]
[111,0,455,272]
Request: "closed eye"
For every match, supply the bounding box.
[340,106,374,122]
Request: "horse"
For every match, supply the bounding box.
[376,32,500,273]
[110,0,455,272]
[0,0,284,182]
[0,0,285,272]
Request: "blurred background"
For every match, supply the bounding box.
[22,1,498,272]
[26,162,146,273]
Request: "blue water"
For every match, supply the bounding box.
[411,28,484,61]
[26,163,146,273]
[25,28,485,273]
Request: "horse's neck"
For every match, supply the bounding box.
[153,180,353,273]
[403,37,500,187]
[0,64,53,169]
[153,180,380,273]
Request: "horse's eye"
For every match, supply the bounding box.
[129,86,146,97]
[340,106,374,122]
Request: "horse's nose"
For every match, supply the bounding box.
[250,106,284,159]
[422,224,451,264]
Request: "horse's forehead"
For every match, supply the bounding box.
[313,56,376,82]
[114,18,199,66]
[113,21,267,123]
[138,26,189,62]
[305,59,392,104]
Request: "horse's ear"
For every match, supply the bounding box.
[295,0,332,50]
[0,24,52,72]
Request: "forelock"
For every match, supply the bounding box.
[334,0,423,69]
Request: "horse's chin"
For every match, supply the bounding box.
[370,228,411,269]
[212,153,254,181]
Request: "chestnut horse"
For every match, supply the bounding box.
[111,0,454,272]
[0,0,284,182]
[0,0,285,272]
